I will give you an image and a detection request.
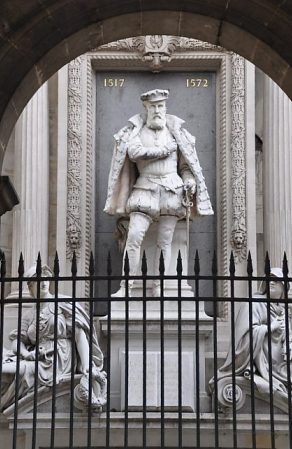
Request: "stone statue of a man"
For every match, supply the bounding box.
[104,89,213,296]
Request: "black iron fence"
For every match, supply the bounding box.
[0,250,292,449]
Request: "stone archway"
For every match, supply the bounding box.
[0,2,292,166]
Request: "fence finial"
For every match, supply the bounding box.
[283,252,289,277]
[89,251,95,276]
[247,250,253,276]
[107,251,112,275]
[18,252,24,277]
[124,251,130,275]
[1,252,6,277]
[194,250,200,275]
[71,250,77,276]
[229,251,235,276]
[36,252,42,277]
[54,251,60,276]
[159,251,165,275]
[212,250,218,276]
[264,251,271,276]
[141,250,147,276]
[176,250,182,276]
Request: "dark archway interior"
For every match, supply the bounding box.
[0,1,292,166]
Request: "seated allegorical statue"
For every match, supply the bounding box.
[1,264,107,412]
[211,267,292,412]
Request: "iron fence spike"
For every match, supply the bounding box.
[229,251,235,275]
[18,252,24,277]
[54,251,60,276]
[159,250,165,274]
[283,252,289,276]
[264,251,271,276]
[89,252,95,276]
[194,250,200,275]
[247,251,253,276]
[36,252,42,277]
[71,251,77,276]
[1,252,6,277]
[107,251,112,275]
[141,250,147,275]
[212,250,218,275]
[124,251,130,275]
[176,250,183,275]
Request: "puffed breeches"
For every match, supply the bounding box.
[126,184,186,220]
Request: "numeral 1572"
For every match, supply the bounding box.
[186,78,209,88]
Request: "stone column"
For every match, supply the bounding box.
[4,83,49,345]
[263,77,292,268]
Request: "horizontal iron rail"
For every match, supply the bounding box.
[2,296,292,305]
[1,274,292,282]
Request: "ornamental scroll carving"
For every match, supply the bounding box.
[67,57,82,259]
[230,54,247,262]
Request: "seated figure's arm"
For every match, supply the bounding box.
[9,310,35,359]
[128,136,176,161]
[11,339,35,360]
[75,326,90,374]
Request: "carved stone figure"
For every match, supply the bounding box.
[104,89,213,296]
[1,265,107,412]
[212,268,292,413]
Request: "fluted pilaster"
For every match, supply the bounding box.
[11,83,49,274]
[263,77,292,267]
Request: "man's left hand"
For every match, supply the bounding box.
[184,178,196,195]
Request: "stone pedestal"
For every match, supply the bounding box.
[101,316,212,412]
[263,77,292,267]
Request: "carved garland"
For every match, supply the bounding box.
[66,57,82,259]
[230,54,247,262]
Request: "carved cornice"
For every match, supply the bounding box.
[96,35,223,71]
[66,57,82,259]
[230,54,247,262]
